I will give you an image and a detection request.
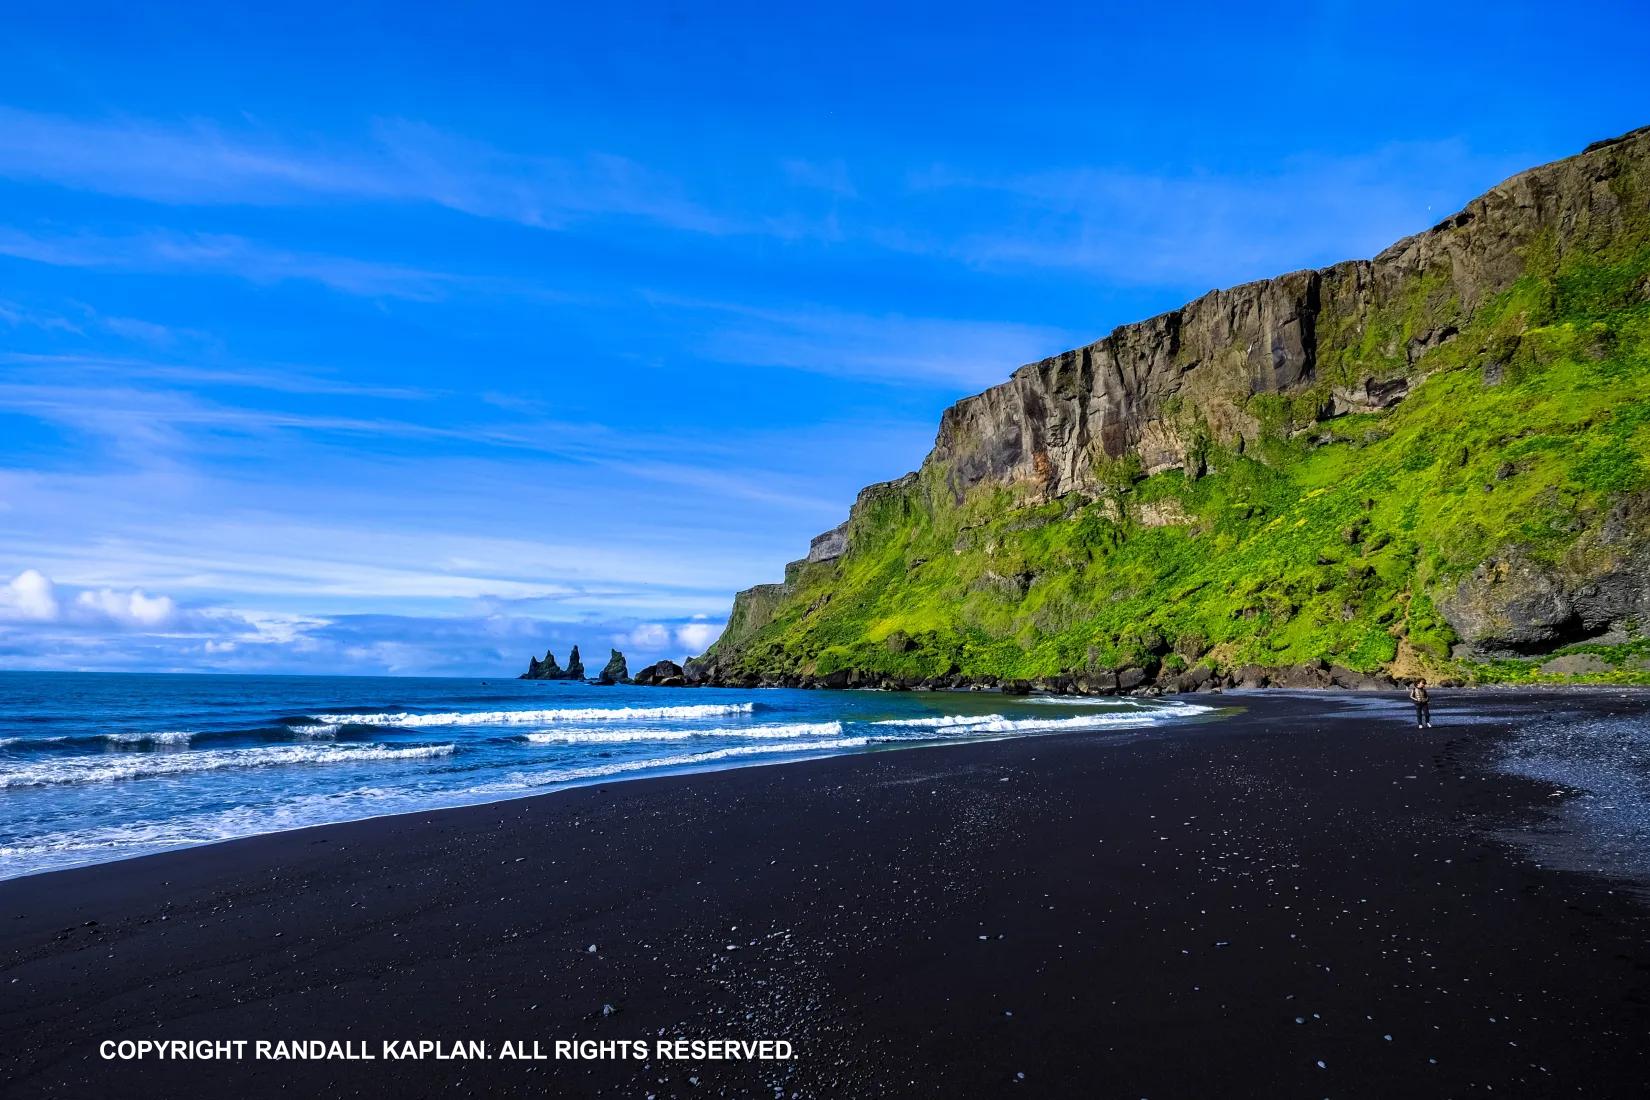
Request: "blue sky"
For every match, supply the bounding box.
[1,1,1646,676]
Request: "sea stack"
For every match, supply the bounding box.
[598,649,630,684]
[564,645,585,680]
[522,649,563,680]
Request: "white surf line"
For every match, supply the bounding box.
[311,702,756,727]
[522,721,843,744]
[0,743,456,789]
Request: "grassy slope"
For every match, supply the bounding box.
[719,213,1650,688]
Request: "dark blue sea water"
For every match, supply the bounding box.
[0,672,1214,880]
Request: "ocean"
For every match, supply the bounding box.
[0,671,1216,880]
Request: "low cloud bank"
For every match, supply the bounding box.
[0,568,724,676]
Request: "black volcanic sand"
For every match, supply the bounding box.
[4,691,1650,1098]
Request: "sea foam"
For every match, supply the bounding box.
[0,742,456,789]
[521,720,842,744]
[482,736,871,792]
[312,702,756,727]
[874,704,1212,735]
[101,730,195,746]
[0,784,415,875]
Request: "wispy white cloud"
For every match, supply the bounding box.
[0,226,456,300]
[608,458,841,515]
[3,351,431,401]
[653,295,1074,389]
[0,374,849,521]
[0,106,734,235]
[0,299,83,335]
[0,105,1529,311]
[0,106,387,204]
[781,158,858,199]
[892,141,1530,288]
[0,106,1537,300]
[368,119,734,234]
[0,300,216,349]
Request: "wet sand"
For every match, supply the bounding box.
[3,690,1649,1097]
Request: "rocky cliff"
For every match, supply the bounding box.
[696,126,1650,691]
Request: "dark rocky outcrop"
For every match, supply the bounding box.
[522,649,562,680]
[807,522,850,563]
[597,649,629,684]
[1438,492,1650,655]
[1116,667,1148,691]
[633,660,686,687]
[1330,376,1409,415]
[520,646,588,681]
[625,658,1404,696]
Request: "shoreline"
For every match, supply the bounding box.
[0,689,1227,883]
[0,718,1129,888]
[0,691,1226,886]
[656,651,1650,694]
[4,690,1649,1096]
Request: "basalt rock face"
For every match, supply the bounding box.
[520,646,588,680]
[522,649,563,680]
[633,660,686,687]
[1438,491,1650,654]
[919,128,1647,505]
[695,127,1650,690]
[807,522,849,563]
[598,649,630,684]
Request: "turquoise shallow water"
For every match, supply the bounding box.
[0,671,1215,880]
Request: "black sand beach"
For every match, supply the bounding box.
[3,691,1649,1098]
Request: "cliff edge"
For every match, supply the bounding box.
[697,126,1650,691]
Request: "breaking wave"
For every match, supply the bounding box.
[101,730,195,746]
[0,785,414,873]
[482,736,870,792]
[520,720,843,745]
[311,702,756,727]
[0,743,456,789]
[873,714,1006,729]
[875,704,1212,735]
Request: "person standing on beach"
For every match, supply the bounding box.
[1409,679,1432,728]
